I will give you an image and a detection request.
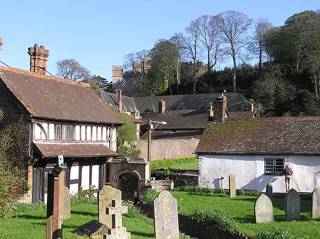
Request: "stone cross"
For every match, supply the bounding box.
[285,188,300,220]
[154,190,179,239]
[229,174,236,198]
[255,194,274,223]
[312,187,320,219]
[99,185,131,239]
[266,183,273,199]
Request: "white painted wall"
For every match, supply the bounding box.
[75,125,80,141]
[198,154,320,193]
[70,162,79,194]
[92,165,100,189]
[81,166,90,190]
[48,123,54,140]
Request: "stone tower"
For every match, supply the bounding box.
[112,65,124,84]
[28,44,49,75]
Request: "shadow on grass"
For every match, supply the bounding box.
[17,215,45,220]
[71,210,97,217]
[130,231,154,238]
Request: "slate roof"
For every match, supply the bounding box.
[100,91,252,114]
[34,143,118,158]
[196,117,320,155]
[0,67,122,125]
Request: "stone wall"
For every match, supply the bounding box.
[138,138,200,161]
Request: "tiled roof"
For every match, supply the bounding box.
[0,67,122,124]
[34,143,118,158]
[196,117,320,155]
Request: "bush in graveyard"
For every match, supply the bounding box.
[124,201,143,218]
[71,186,97,204]
[143,189,159,204]
[0,121,27,218]
[256,228,293,239]
[193,209,237,232]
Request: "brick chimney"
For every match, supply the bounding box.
[159,99,166,113]
[28,44,49,75]
[117,90,123,112]
[213,95,227,123]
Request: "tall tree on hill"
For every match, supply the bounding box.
[249,19,273,70]
[185,20,202,94]
[217,11,252,92]
[194,15,222,73]
[56,58,91,81]
[150,40,180,95]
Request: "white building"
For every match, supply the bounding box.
[196,115,320,193]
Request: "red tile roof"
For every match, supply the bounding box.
[196,117,320,155]
[0,67,122,125]
[34,143,118,158]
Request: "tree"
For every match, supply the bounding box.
[82,75,112,94]
[249,19,273,70]
[194,15,222,73]
[56,59,91,81]
[217,11,252,92]
[150,40,179,95]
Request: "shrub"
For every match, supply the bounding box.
[124,202,143,218]
[193,209,237,232]
[256,228,293,239]
[71,186,97,204]
[143,189,159,204]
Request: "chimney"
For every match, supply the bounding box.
[159,99,166,113]
[0,37,3,49]
[213,95,227,123]
[208,102,214,121]
[117,90,123,112]
[28,44,49,75]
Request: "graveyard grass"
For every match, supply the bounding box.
[150,156,198,171]
[0,203,155,239]
[172,190,320,239]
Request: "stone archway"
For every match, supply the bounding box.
[118,173,139,200]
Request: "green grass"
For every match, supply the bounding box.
[150,157,198,171]
[172,190,320,239]
[0,203,155,239]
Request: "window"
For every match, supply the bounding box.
[67,125,75,140]
[62,125,67,140]
[55,125,62,140]
[264,158,284,175]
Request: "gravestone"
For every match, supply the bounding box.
[229,174,236,198]
[312,187,320,219]
[285,188,300,220]
[59,185,71,220]
[266,183,273,199]
[99,185,122,226]
[255,194,274,223]
[154,190,179,239]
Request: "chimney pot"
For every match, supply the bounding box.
[117,90,123,112]
[213,95,227,123]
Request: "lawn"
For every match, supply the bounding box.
[0,203,155,239]
[150,157,198,171]
[171,190,320,239]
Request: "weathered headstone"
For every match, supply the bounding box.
[285,188,300,220]
[312,187,320,219]
[229,174,236,198]
[154,190,179,239]
[99,185,131,239]
[255,194,274,223]
[59,185,71,220]
[266,183,273,199]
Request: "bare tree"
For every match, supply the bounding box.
[56,59,91,81]
[195,15,222,73]
[124,50,150,73]
[249,19,273,70]
[185,21,202,94]
[217,11,252,92]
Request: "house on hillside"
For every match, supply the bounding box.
[196,112,320,193]
[100,91,254,160]
[0,44,144,203]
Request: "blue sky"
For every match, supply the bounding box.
[0,0,318,80]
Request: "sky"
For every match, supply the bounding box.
[0,0,318,80]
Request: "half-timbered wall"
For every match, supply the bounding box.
[32,121,117,147]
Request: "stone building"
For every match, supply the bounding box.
[0,44,149,203]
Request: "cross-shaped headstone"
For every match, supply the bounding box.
[106,199,128,229]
